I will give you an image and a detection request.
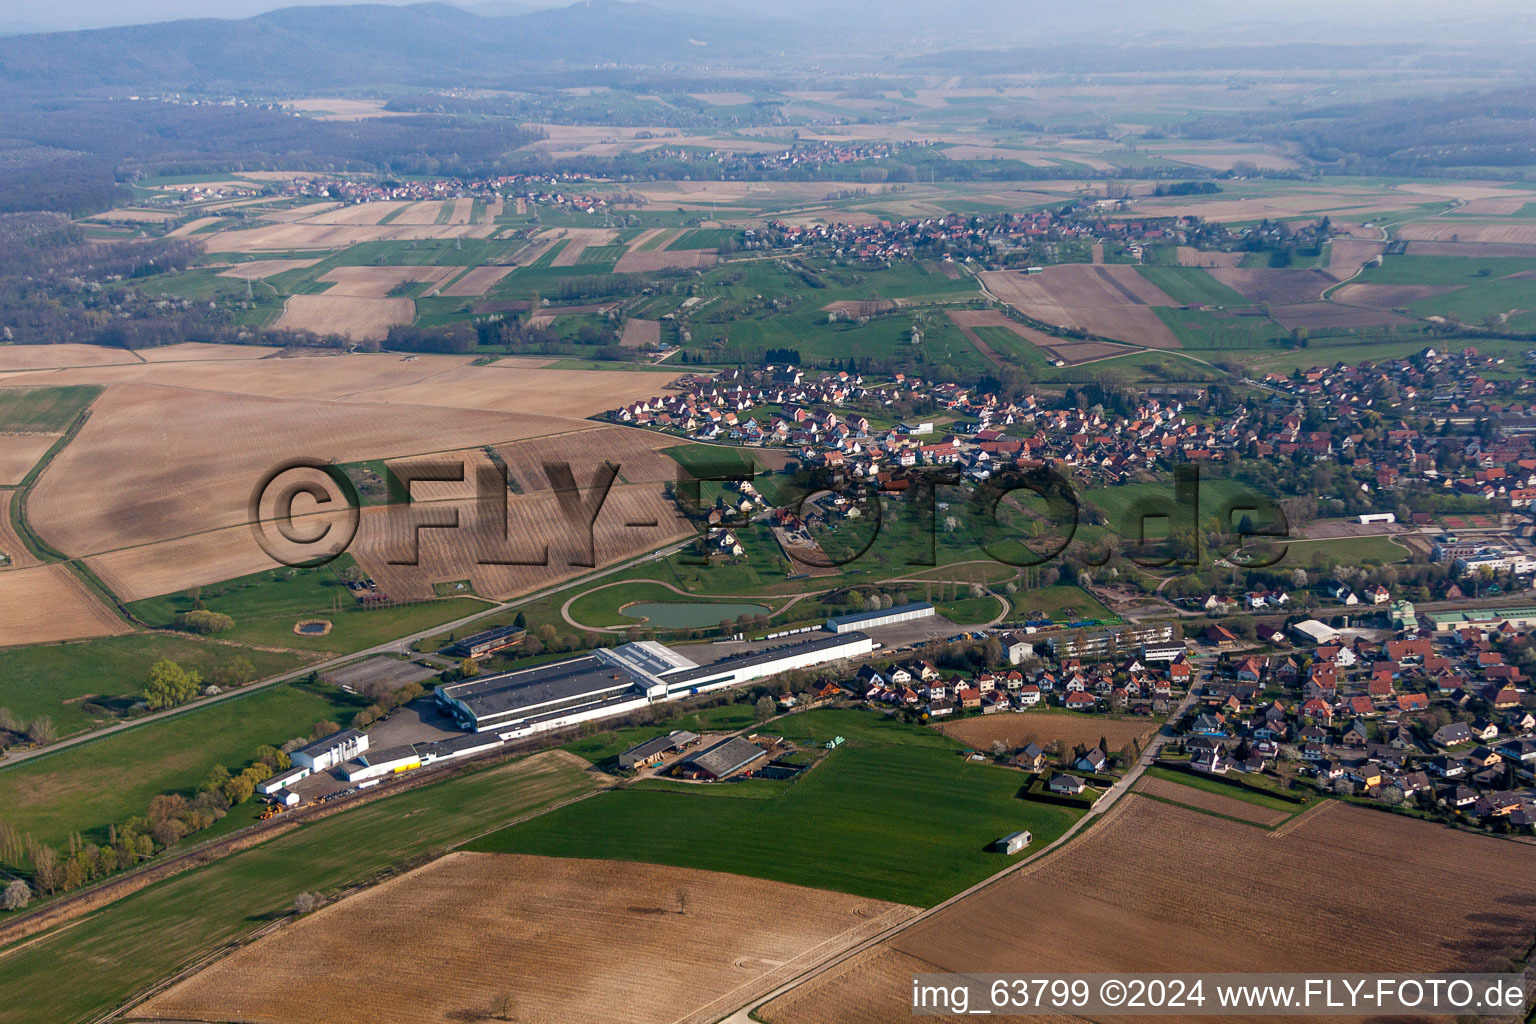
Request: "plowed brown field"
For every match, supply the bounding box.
[0,433,58,484]
[0,564,128,646]
[980,266,1181,348]
[274,294,415,340]
[136,852,916,1024]
[0,345,140,371]
[1133,774,1291,826]
[614,249,718,272]
[352,482,690,602]
[440,265,516,296]
[1206,267,1335,305]
[316,265,455,297]
[0,492,40,570]
[1176,246,1245,268]
[936,714,1156,754]
[1398,221,1536,246]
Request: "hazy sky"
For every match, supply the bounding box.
[10,0,1532,34]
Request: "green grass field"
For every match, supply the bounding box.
[470,708,1081,906]
[126,562,487,654]
[1274,534,1409,567]
[0,386,101,432]
[932,593,1005,625]
[1136,265,1249,307]
[0,752,594,1024]
[1008,584,1114,622]
[565,581,779,628]
[0,634,311,739]
[1153,306,1290,350]
[1082,476,1259,540]
[0,680,367,850]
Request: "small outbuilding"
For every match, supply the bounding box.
[992,830,1032,855]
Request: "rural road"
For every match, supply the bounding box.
[712,684,1202,1024]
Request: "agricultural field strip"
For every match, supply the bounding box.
[133,852,917,1024]
[60,425,605,562]
[1132,774,1292,827]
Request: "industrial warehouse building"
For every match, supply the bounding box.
[436,632,874,739]
[824,601,935,634]
[255,764,311,796]
[449,624,527,659]
[291,729,368,771]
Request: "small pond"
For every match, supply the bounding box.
[620,601,770,629]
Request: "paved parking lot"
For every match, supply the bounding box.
[325,656,439,692]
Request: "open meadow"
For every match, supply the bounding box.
[469,709,1082,907]
[136,852,915,1024]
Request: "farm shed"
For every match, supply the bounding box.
[1290,619,1339,644]
[992,831,1032,855]
[619,730,700,771]
[256,765,312,795]
[678,737,768,781]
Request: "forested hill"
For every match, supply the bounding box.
[0,1,796,94]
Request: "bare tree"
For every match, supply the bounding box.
[293,891,318,915]
[489,991,517,1021]
[676,887,688,915]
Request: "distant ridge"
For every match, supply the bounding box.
[0,1,797,93]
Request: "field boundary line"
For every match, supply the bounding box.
[1269,797,1334,838]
